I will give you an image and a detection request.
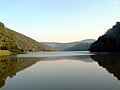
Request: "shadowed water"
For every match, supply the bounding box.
[0,51,120,90]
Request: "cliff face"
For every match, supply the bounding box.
[89,22,120,52]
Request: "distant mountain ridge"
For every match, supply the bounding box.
[43,39,96,51]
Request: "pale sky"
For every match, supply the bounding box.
[0,0,120,42]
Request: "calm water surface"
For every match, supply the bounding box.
[0,51,120,90]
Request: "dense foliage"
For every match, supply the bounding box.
[0,22,17,51]
[15,31,54,52]
[89,22,120,52]
[0,22,55,53]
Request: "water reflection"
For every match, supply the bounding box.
[1,53,120,89]
[0,56,40,88]
[0,55,94,88]
[42,55,94,62]
[91,54,120,80]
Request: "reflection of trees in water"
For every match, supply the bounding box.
[0,55,94,88]
[0,58,17,87]
[91,54,120,80]
[0,57,40,88]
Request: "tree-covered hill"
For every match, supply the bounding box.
[89,22,120,52]
[0,22,55,53]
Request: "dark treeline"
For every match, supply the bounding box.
[0,22,55,53]
[89,22,120,52]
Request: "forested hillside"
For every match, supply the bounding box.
[89,22,120,52]
[0,22,55,53]
[0,22,17,51]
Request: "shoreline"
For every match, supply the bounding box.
[0,50,13,56]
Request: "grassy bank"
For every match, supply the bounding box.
[0,50,13,56]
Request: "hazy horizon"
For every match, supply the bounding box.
[0,0,120,42]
